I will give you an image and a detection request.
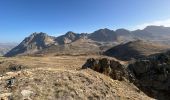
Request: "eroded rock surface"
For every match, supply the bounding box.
[128,51,170,100]
[82,58,129,81]
[82,54,170,100]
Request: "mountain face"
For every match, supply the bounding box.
[133,26,170,40]
[4,33,55,57]
[105,40,170,60]
[55,31,88,44]
[144,25,170,36]
[5,25,170,57]
[128,51,170,99]
[4,32,108,57]
[115,29,135,42]
[4,30,118,57]
[82,51,170,99]
[89,28,117,42]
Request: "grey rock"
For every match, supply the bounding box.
[128,51,170,99]
[82,58,128,81]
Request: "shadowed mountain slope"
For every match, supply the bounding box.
[105,40,170,60]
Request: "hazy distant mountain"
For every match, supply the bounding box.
[143,26,170,41]
[133,26,170,40]
[144,25,170,36]
[115,29,135,42]
[105,40,170,60]
[5,25,170,57]
[0,43,17,56]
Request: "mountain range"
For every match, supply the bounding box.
[4,25,170,57]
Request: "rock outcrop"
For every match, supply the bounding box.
[82,58,129,81]
[128,51,170,100]
[0,61,152,100]
[82,51,170,100]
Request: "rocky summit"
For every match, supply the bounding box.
[4,32,55,57]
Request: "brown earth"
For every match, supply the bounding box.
[0,56,153,100]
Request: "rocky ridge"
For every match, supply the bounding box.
[82,51,170,100]
[4,25,170,57]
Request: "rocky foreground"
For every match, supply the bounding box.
[83,51,170,100]
[1,51,170,100]
[0,56,153,100]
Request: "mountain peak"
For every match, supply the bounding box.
[115,29,131,35]
[65,31,77,38]
[4,32,55,57]
[116,28,129,32]
[31,32,47,36]
[95,28,113,33]
[89,28,116,42]
[144,25,166,31]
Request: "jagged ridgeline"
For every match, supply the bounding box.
[4,31,114,57]
[4,25,170,57]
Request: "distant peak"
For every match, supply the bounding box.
[93,28,114,34]
[144,25,165,30]
[97,28,111,31]
[29,32,48,38]
[116,28,129,31]
[64,31,77,39]
[31,32,47,36]
[65,31,76,35]
[115,29,130,33]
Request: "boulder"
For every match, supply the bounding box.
[82,58,128,81]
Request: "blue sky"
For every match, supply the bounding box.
[1,0,170,42]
